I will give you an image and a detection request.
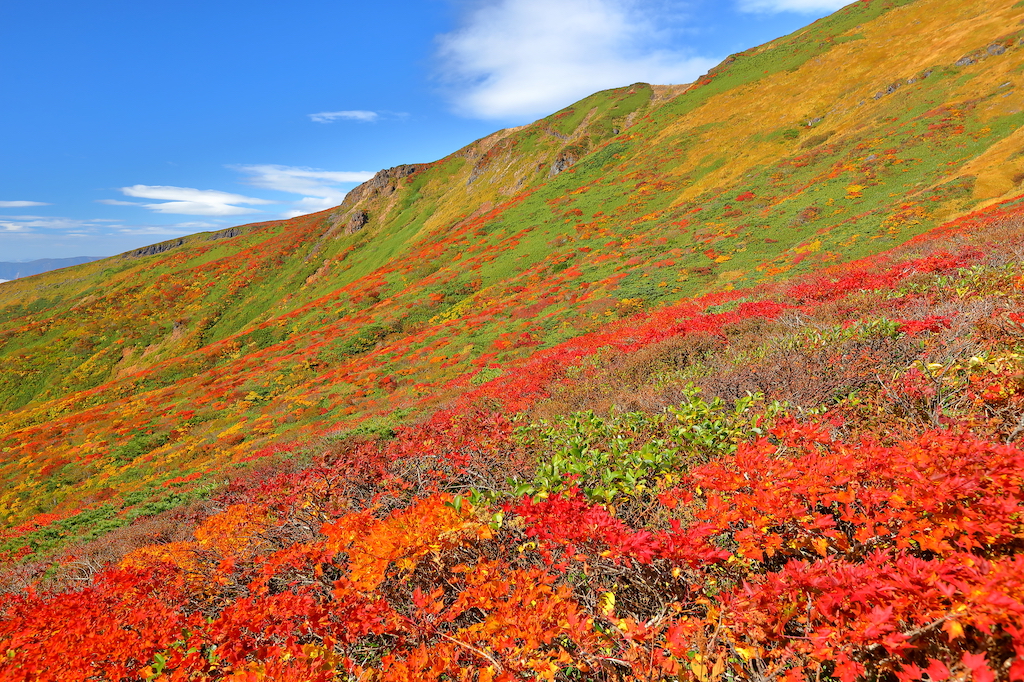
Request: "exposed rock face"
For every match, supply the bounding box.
[121,239,185,259]
[208,227,241,240]
[318,165,420,242]
[203,164,424,260]
[341,165,419,207]
[346,210,369,234]
[549,150,579,177]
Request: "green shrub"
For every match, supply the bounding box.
[509,385,788,504]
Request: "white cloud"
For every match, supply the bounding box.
[279,197,343,219]
[233,165,375,194]
[96,199,141,206]
[308,110,410,123]
[99,167,374,222]
[168,221,222,229]
[231,165,375,217]
[0,200,49,207]
[0,215,118,233]
[434,0,718,119]
[736,0,849,12]
[115,225,205,236]
[119,185,274,216]
[0,213,223,246]
[309,110,380,123]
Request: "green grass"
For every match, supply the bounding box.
[0,0,1021,555]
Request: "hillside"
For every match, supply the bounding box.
[1,0,1024,679]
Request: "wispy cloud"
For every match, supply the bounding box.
[96,199,140,206]
[233,165,375,193]
[0,215,220,261]
[282,197,341,219]
[231,165,375,218]
[0,213,225,241]
[0,200,50,207]
[118,185,275,216]
[98,165,374,222]
[0,215,118,233]
[308,110,409,123]
[115,223,218,236]
[164,221,222,229]
[736,0,849,12]
[309,110,380,123]
[434,0,718,119]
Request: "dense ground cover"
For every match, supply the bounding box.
[2,190,1023,681]
[1,0,1023,678]
[0,0,1020,559]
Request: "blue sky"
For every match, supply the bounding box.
[0,0,850,261]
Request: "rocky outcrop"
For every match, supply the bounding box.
[346,210,369,234]
[340,165,419,208]
[121,239,185,259]
[208,227,241,240]
[952,33,1018,69]
[316,165,420,244]
[549,149,580,177]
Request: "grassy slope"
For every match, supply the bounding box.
[0,0,1021,556]
[3,162,1024,681]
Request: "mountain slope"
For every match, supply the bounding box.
[4,154,1024,682]
[0,0,1021,554]
[2,0,1024,678]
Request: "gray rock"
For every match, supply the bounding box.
[340,165,419,206]
[121,239,185,259]
[346,210,369,234]
[208,227,240,240]
[549,150,579,177]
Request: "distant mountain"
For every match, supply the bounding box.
[0,256,101,280]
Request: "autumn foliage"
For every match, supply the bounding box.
[1,193,1024,680]
[2,0,1024,678]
